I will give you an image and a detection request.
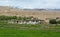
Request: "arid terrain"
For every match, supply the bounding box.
[0,6,60,20]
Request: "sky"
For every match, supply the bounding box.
[0,0,60,9]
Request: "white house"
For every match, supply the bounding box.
[8,17,45,24]
[8,19,44,24]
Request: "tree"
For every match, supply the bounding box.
[49,19,57,24]
[57,20,60,24]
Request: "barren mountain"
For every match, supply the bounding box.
[0,6,60,20]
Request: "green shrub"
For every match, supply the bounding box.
[57,20,60,24]
[0,16,17,20]
[49,19,57,24]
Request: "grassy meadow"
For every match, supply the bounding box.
[0,21,60,37]
[0,28,60,37]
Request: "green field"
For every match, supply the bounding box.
[0,21,60,37]
[0,28,60,37]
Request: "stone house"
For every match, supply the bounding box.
[8,19,45,24]
[8,17,46,24]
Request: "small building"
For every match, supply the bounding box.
[8,19,45,24]
[8,17,46,24]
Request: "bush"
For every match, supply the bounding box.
[0,16,17,20]
[57,20,60,24]
[49,19,57,24]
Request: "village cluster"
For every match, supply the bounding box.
[0,16,60,24]
[8,16,60,24]
[8,16,46,24]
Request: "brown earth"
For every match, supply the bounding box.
[0,6,60,20]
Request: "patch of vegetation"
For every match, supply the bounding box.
[0,15,17,20]
[0,28,60,37]
[0,15,34,21]
[57,20,60,24]
[49,19,57,24]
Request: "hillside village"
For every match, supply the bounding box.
[8,16,45,24]
[0,15,59,25]
[0,6,60,24]
[8,16,60,24]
